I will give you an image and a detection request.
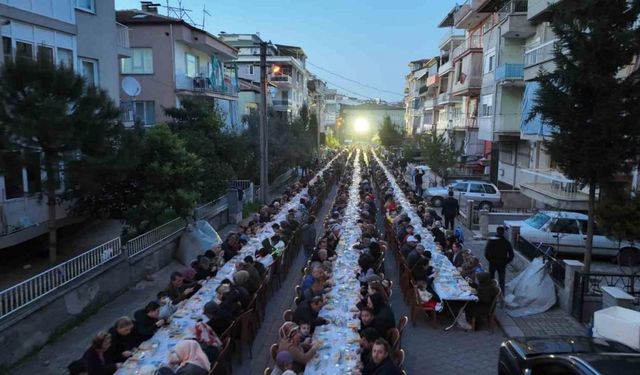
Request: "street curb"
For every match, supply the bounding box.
[495,309,525,337]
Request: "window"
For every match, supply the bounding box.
[579,220,602,236]
[531,362,580,375]
[80,58,98,86]
[2,152,24,199]
[480,94,493,117]
[3,37,12,63]
[469,183,485,193]
[550,219,580,234]
[484,52,495,74]
[16,41,33,61]
[121,100,155,126]
[121,48,153,74]
[25,152,42,195]
[186,53,199,77]
[57,48,73,68]
[37,45,53,62]
[525,213,551,230]
[452,183,468,192]
[483,184,497,194]
[249,65,254,75]
[76,0,95,12]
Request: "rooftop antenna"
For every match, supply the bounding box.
[164,0,197,27]
[202,3,212,30]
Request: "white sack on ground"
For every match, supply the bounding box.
[177,220,222,265]
[504,257,557,317]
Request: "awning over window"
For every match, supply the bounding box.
[520,82,553,137]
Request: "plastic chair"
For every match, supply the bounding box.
[270,343,279,362]
[395,349,406,368]
[283,309,294,322]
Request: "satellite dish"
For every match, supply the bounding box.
[121,77,141,97]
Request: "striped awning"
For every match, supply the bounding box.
[520,82,553,137]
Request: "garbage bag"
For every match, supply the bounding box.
[504,257,557,317]
[176,220,222,265]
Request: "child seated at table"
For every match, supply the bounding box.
[298,320,313,346]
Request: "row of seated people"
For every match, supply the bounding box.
[66,153,344,375]
[373,155,501,331]
[268,155,406,375]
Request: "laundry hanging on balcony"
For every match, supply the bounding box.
[520,82,553,137]
[210,55,225,93]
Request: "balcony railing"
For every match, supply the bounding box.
[453,1,473,26]
[453,35,483,61]
[438,92,462,105]
[116,22,130,49]
[498,0,528,22]
[270,74,292,85]
[520,168,591,203]
[426,74,440,87]
[423,97,438,110]
[525,39,558,67]
[495,63,524,81]
[440,28,464,47]
[438,58,453,74]
[272,99,290,108]
[182,76,238,96]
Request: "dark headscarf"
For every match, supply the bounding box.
[368,292,387,315]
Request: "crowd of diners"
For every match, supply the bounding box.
[66,151,346,375]
[269,150,406,375]
[372,152,501,330]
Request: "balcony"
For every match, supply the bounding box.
[272,99,291,111]
[452,74,482,97]
[426,74,440,87]
[176,76,238,98]
[519,168,590,210]
[439,28,465,48]
[528,0,560,22]
[116,22,131,57]
[498,1,536,38]
[524,39,557,68]
[452,35,483,61]
[270,74,292,87]
[495,63,524,82]
[454,0,491,29]
[438,92,462,105]
[438,59,453,75]
[449,117,466,130]
[423,97,438,110]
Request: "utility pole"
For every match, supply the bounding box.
[259,42,269,203]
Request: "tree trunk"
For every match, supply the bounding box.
[582,183,597,274]
[45,157,58,263]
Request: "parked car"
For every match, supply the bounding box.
[499,336,640,375]
[504,211,640,258]
[423,180,502,210]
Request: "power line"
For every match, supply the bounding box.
[307,61,405,97]
[313,74,376,100]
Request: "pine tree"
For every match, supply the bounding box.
[0,57,120,262]
[531,0,640,272]
[378,115,403,147]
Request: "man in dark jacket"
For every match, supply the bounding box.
[441,190,459,231]
[483,226,514,292]
[204,301,234,336]
[134,301,164,342]
[414,169,425,196]
[293,296,328,332]
[301,216,317,256]
[362,338,402,375]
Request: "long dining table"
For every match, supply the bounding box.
[371,150,478,330]
[114,151,344,375]
[304,149,363,375]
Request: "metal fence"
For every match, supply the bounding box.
[516,235,566,287]
[0,237,122,320]
[194,198,228,220]
[572,271,640,323]
[126,217,186,258]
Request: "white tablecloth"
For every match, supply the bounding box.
[371,150,477,302]
[305,150,362,375]
[115,152,344,374]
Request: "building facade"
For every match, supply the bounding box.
[0,0,129,247]
[117,6,240,130]
[218,33,309,120]
[339,103,404,142]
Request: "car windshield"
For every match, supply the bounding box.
[524,213,551,230]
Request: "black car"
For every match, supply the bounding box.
[499,336,640,375]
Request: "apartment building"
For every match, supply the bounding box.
[435,28,465,142]
[403,59,429,136]
[324,90,361,137]
[421,57,440,135]
[308,75,328,141]
[116,6,239,130]
[0,0,129,248]
[218,33,309,120]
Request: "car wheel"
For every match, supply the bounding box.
[618,247,640,267]
[479,201,493,211]
[431,197,443,207]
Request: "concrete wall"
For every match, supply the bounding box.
[75,0,120,103]
[0,207,230,370]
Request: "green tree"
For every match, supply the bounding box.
[408,133,460,181]
[378,115,403,147]
[165,97,234,201]
[126,124,202,233]
[0,57,120,262]
[597,195,640,246]
[531,0,640,272]
[309,113,319,150]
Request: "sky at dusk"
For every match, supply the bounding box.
[115,0,461,102]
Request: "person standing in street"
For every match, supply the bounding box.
[441,190,459,231]
[484,226,514,292]
[414,168,425,197]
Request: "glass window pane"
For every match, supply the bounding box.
[37,45,53,62]
[3,37,12,63]
[144,101,155,125]
[469,183,484,193]
[81,60,96,86]
[76,0,95,11]
[483,184,497,194]
[57,48,73,68]
[186,53,197,77]
[550,219,579,234]
[134,102,145,123]
[453,183,467,192]
[16,41,33,61]
[2,152,24,199]
[120,101,134,122]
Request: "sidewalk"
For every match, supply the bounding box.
[459,221,587,338]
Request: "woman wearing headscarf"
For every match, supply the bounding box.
[466,272,500,324]
[276,322,320,373]
[232,269,256,295]
[158,339,210,375]
[367,293,396,338]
